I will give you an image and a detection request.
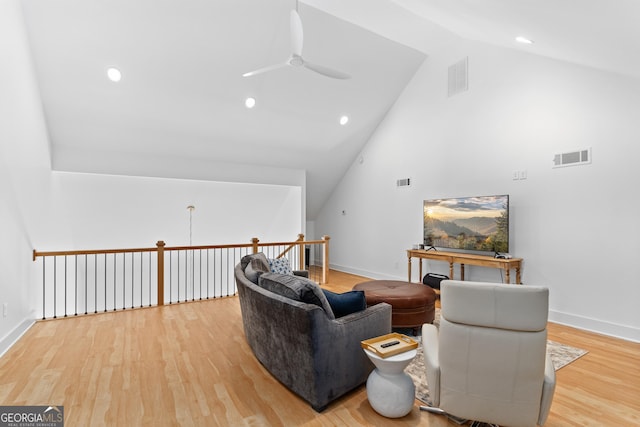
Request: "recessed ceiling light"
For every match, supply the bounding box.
[339,115,349,125]
[515,36,534,45]
[106,67,122,82]
[245,97,256,109]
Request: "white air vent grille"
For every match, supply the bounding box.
[396,178,411,187]
[553,147,591,168]
[448,57,468,97]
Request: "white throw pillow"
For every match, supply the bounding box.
[269,257,292,275]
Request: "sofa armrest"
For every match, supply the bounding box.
[293,270,309,278]
[331,301,392,337]
[422,323,440,407]
[304,302,391,409]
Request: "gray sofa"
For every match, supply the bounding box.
[234,253,392,411]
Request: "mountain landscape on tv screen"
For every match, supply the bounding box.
[426,217,496,242]
[423,195,509,252]
[426,216,505,251]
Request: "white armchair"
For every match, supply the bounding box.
[421,280,556,427]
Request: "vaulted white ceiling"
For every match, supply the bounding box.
[20,0,427,219]
[19,0,640,218]
[390,0,640,79]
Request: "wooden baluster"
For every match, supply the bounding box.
[157,241,165,306]
[322,235,330,284]
[297,233,305,271]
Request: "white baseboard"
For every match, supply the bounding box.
[549,310,639,343]
[0,317,36,358]
[329,263,406,282]
[331,263,640,343]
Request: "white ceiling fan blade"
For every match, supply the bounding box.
[303,61,351,80]
[290,10,304,57]
[242,62,287,77]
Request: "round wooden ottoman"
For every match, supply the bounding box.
[353,280,436,330]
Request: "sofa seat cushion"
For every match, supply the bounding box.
[258,272,335,320]
[322,290,367,318]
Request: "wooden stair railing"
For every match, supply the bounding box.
[33,235,330,319]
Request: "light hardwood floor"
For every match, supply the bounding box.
[0,270,638,426]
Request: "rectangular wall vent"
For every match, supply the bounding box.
[553,147,592,168]
[396,178,411,187]
[448,57,468,97]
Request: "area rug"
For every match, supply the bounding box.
[404,309,588,405]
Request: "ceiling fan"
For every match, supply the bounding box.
[242,2,351,80]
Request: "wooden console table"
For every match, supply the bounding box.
[407,249,523,284]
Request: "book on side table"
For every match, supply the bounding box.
[361,333,418,358]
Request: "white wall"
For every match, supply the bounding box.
[0,0,304,349]
[30,172,302,318]
[0,0,54,350]
[44,172,303,250]
[316,37,640,342]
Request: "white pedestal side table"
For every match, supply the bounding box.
[363,348,417,418]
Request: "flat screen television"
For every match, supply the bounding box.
[423,194,509,253]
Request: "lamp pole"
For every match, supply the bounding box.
[187,205,195,246]
[187,205,195,299]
